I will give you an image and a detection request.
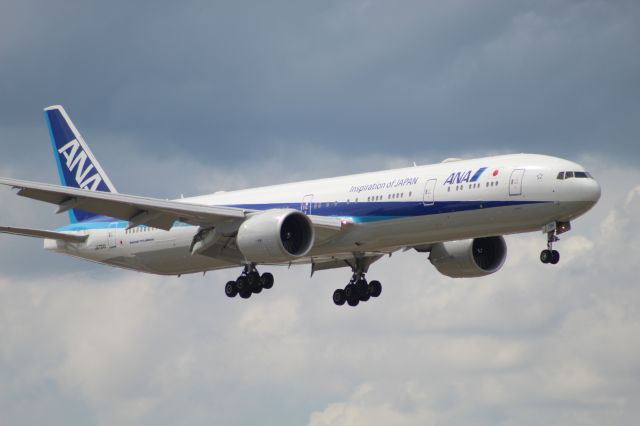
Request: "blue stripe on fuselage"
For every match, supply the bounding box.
[55,200,547,231]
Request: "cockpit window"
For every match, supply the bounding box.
[558,170,593,180]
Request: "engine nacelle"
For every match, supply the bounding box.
[429,236,507,278]
[236,209,314,262]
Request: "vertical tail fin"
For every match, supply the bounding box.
[44,105,117,223]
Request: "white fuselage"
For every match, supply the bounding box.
[46,154,601,275]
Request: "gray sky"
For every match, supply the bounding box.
[1,1,639,425]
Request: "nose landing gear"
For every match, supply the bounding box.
[540,221,570,265]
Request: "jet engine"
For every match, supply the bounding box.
[236,209,314,263]
[429,236,507,278]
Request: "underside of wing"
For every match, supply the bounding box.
[0,226,88,242]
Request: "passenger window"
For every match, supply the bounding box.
[557,172,565,180]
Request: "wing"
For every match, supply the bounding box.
[0,177,253,230]
[0,177,345,237]
[0,226,88,242]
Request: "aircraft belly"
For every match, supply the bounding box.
[127,245,235,275]
[308,202,559,255]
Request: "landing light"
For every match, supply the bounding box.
[557,222,571,235]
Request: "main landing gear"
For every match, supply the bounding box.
[540,221,570,265]
[332,259,383,307]
[224,264,274,299]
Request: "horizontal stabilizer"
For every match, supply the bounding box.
[0,226,88,242]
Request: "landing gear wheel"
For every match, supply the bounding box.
[356,279,370,302]
[247,272,261,291]
[347,294,360,307]
[236,275,249,292]
[249,274,262,293]
[225,281,238,298]
[227,265,274,301]
[333,289,346,306]
[333,257,383,306]
[369,280,382,297]
[540,249,552,264]
[261,272,274,289]
[541,224,564,266]
[344,283,358,300]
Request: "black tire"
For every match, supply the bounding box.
[333,289,346,306]
[344,283,357,299]
[369,280,382,297]
[551,250,560,265]
[261,272,274,289]
[540,250,552,264]
[236,275,249,292]
[347,294,359,307]
[225,281,238,297]
[248,273,262,293]
[239,289,252,299]
[247,272,261,289]
[357,280,370,302]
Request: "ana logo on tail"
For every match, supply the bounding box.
[57,139,103,191]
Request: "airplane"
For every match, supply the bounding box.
[0,106,601,307]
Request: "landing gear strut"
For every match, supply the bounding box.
[333,258,382,307]
[540,222,570,265]
[225,264,274,299]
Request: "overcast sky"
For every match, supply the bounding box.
[1,1,639,425]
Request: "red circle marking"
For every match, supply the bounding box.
[492,169,499,177]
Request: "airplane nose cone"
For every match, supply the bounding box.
[586,178,602,204]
